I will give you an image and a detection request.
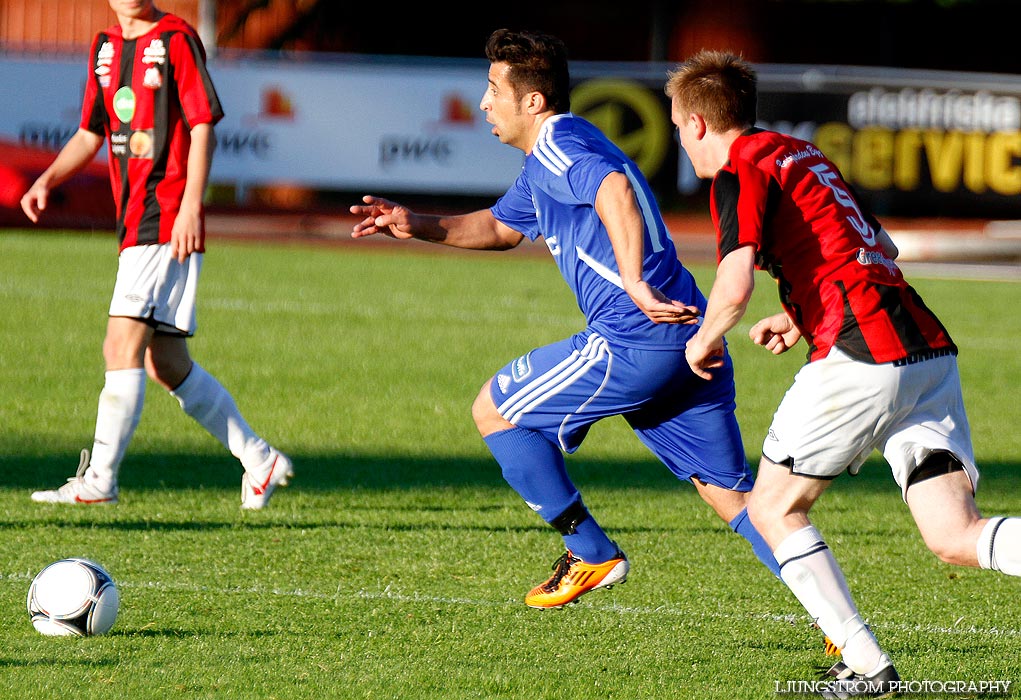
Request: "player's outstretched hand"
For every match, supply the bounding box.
[350,195,416,240]
[627,281,701,325]
[749,312,802,355]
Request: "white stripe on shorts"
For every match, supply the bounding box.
[498,333,609,425]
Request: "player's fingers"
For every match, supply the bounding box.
[691,364,714,380]
[373,212,397,227]
[21,195,41,222]
[651,301,698,320]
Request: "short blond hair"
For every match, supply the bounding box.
[665,50,757,132]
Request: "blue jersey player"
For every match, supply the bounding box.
[350,29,780,608]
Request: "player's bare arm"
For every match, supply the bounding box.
[596,172,699,325]
[749,312,803,355]
[350,195,523,250]
[20,129,104,223]
[685,244,757,379]
[170,123,215,262]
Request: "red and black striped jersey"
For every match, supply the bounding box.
[80,13,223,252]
[710,128,956,364]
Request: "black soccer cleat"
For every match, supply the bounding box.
[818,658,900,698]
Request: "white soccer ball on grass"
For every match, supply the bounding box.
[27,558,119,637]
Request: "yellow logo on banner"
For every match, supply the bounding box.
[571,79,671,177]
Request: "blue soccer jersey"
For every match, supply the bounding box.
[490,113,704,350]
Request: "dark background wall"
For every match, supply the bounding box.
[4,0,1016,77]
[221,0,1019,76]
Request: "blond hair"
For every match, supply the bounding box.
[665,50,758,132]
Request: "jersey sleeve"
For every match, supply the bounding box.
[169,30,224,129]
[563,151,618,206]
[79,33,108,136]
[491,174,540,241]
[712,159,774,261]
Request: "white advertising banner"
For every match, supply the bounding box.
[0,54,525,195]
[7,52,1021,218]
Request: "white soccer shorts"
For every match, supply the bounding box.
[108,243,202,336]
[762,347,978,499]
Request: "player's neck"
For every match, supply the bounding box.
[118,9,164,40]
[522,112,557,156]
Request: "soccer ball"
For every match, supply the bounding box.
[27,558,119,637]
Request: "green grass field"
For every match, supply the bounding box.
[1,230,1019,699]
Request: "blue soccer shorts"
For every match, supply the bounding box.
[489,329,752,491]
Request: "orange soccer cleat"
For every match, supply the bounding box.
[524,548,629,609]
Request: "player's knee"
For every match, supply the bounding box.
[470,385,489,424]
[146,351,191,390]
[471,380,507,435]
[102,334,142,369]
[745,475,788,525]
[745,493,771,529]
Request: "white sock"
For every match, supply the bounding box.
[775,525,885,675]
[170,363,269,469]
[88,368,146,491]
[977,517,1021,576]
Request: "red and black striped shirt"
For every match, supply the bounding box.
[80,13,223,252]
[711,128,956,364]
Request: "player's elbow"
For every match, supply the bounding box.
[717,284,753,313]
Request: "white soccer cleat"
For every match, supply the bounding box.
[240,449,294,510]
[30,449,118,505]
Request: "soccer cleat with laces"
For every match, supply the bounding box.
[30,449,118,505]
[818,657,900,699]
[524,548,629,609]
[240,448,294,510]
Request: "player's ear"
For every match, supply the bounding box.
[692,112,709,139]
[525,90,546,114]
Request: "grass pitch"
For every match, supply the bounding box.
[1,230,1019,699]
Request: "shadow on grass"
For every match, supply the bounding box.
[3,451,1020,495]
[0,656,119,668]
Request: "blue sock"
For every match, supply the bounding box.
[562,509,619,562]
[483,427,616,562]
[729,507,781,578]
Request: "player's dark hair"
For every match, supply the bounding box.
[665,50,757,132]
[485,28,571,113]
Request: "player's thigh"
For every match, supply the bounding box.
[631,393,750,489]
[881,356,978,499]
[629,356,751,489]
[489,331,662,452]
[764,348,896,479]
[109,244,201,336]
